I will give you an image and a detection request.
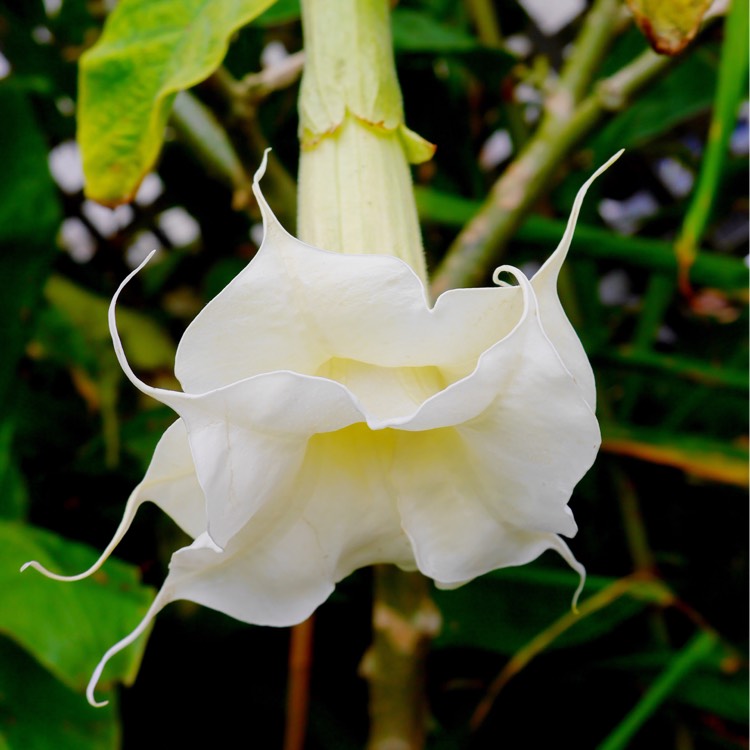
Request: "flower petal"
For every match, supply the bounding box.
[163,424,413,627]
[168,372,367,548]
[531,150,624,409]
[393,267,597,582]
[174,154,529,403]
[394,425,585,587]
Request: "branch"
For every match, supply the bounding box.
[430,48,672,297]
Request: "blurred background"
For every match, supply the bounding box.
[0,0,747,748]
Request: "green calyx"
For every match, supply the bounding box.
[298,0,434,165]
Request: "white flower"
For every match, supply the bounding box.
[24,150,621,706]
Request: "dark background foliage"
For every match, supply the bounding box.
[0,0,747,748]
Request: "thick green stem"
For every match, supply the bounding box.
[360,567,441,750]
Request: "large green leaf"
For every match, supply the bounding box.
[601,422,749,487]
[0,521,154,694]
[0,87,60,525]
[0,637,119,750]
[78,0,277,205]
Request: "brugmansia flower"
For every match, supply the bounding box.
[24,150,621,706]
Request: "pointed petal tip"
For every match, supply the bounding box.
[571,569,586,614]
[595,148,625,178]
[19,559,94,582]
[253,148,272,186]
[87,693,109,709]
[86,667,110,706]
[86,593,167,710]
[550,536,586,612]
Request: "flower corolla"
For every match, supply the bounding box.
[24,150,621,706]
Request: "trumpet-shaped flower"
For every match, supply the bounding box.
[24,150,621,707]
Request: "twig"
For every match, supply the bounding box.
[207,67,298,227]
[283,617,316,750]
[240,50,305,103]
[556,0,627,107]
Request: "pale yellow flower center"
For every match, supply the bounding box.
[315,357,450,422]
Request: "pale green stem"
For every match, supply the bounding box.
[675,0,749,293]
[557,0,625,106]
[297,0,429,281]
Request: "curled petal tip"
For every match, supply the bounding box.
[86,592,168,709]
[19,556,110,583]
[19,560,80,581]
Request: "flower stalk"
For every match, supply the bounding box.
[297,0,433,280]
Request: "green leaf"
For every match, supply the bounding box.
[625,0,713,56]
[0,521,154,693]
[674,660,749,723]
[392,8,485,54]
[78,0,277,205]
[255,0,300,25]
[589,46,717,162]
[598,632,718,750]
[434,565,667,655]
[44,275,176,373]
[0,637,120,750]
[601,422,749,487]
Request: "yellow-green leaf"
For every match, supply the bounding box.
[78,0,277,205]
[625,0,713,56]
